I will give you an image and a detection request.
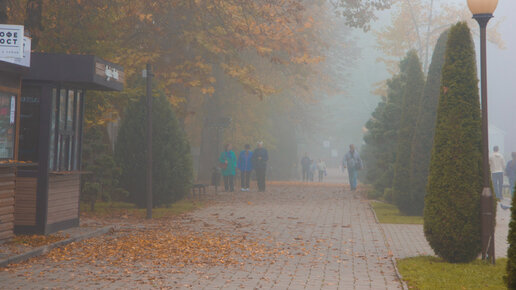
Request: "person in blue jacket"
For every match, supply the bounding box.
[238,144,253,192]
[219,143,237,192]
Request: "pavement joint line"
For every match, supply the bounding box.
[0,225,115,268]
[367,201,408,290]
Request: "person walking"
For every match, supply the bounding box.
[238,144,253,191]
[309,160,317,182]
[343,144,362,191]
[506,152,516,197]
[301,153,311,181]
[489,146,505,200]
[317,159,326,182]
[219,144,237,192]
[252,141,268,192]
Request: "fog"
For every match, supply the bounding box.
[304,0,516,170]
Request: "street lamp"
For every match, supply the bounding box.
[467,0,498,264]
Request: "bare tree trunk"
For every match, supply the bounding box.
[405,0,423,58]
[24,0,43,50]
[423,0,434,73]
[0,0,8,23]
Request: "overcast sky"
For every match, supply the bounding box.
[484,0,516,154]
[340,0,516,155]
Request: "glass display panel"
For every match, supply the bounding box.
[59,89,66,131]
[19,88,41,162]
[73,91,82,170]
[49,88,57,170]
[0,92,15,159]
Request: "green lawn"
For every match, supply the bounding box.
[370,201,423,224]
[80,199,205,219]
[398,256,507,290]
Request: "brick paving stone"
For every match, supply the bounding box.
[1,183,403,289]
[381,201,511,259]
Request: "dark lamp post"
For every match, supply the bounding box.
[467,0,498,264]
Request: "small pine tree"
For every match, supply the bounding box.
[507,185,516,288]
[115,93,193,207]
[424,22,482,263]
[361,67,405,198]
[392,50,425,215]
[408,30,449,215]
[81,125,126,211]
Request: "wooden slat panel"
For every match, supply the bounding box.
[47,175,80,224]
[0,205,14,215]
[14,177,37,226]
[0,230,14,240]
[0,168,15,241]
[0,213,14,222]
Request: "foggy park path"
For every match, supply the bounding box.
[1,180,407,290]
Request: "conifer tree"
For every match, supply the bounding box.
[424,22,482,263]
[116,92,193,207]
[392,51,425,214]
[506,185,516,288]
[408,30,449,215]
[361,68,405,199]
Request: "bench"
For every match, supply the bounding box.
[192,184,207,198]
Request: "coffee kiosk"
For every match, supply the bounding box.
[0,59,27,241]
[14,53,123,235]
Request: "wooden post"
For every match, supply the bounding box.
[146,63,153,219]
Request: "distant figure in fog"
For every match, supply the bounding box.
[301,153,311,181]
[219,144,237,192]
[317,159,326,182]
[238,144,253,192]
[343,144,362,191]
[252,141,268,192]
[309,160,317,182]
[506,152,516,197]
[489,146,505,200]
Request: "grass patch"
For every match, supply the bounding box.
[370,201,423,224]
[398,256,507,290]
[80,199,205,219]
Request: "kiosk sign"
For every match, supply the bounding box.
[0,24,24,58]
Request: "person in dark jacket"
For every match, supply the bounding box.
[252,141,268,192]
[238,144,253,191]
[506,152,516,197]
[301,153,311,182]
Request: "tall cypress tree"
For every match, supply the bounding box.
[507,184,516,288]
[361,67,405,198]
[424,22,482,263]
[392,51,425,214]
[408,30,449,215]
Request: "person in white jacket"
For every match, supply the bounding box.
[489,146,505,200]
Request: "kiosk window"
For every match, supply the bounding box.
[49,88,83,171]
[19,87,41,163]
[0,92,15,159]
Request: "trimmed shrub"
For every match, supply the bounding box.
[408,30,449,215]
[424,22,482,263]
[115,93,193,207]
[392,50,425,215]
[507,185,516,288]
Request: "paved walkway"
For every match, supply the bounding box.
[1,185,402,289]
[1,180,510,289]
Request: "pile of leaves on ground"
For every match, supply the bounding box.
[0,233,70,255]
[45,226,287,268]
